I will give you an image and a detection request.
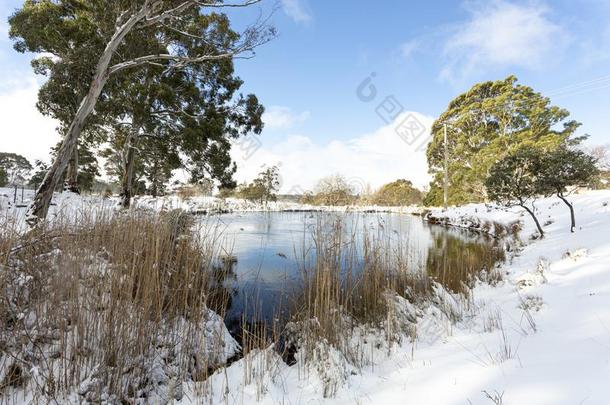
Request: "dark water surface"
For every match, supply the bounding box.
[198,211,503,334]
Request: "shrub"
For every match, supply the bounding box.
[370,179,423,206]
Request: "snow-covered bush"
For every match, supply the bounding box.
[0,209,238,403]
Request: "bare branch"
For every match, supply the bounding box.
[108,50,253,75]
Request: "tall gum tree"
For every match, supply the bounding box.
[9,0,273,226]
[425,76,582,206]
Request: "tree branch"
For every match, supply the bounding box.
[108,50,253,75]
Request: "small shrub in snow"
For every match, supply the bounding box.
[562,248,588,261]
[518,295,544,312]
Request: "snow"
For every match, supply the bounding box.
[183,190,610,404]
[0,188,422,231]
[132,194,424,215]
[3,188,610,404]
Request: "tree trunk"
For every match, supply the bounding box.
[520,203,545,238]
[120,129,139,208]
[557,193,576,233]
[151,163,158,198]
[65,145,80,194]
[26,8,149,227]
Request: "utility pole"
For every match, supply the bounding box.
[443,123,448,210]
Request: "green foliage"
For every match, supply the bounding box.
[28,160,49,189]
[45,143,101,192]
[486,148,542,206]
[237,182,266,202]
[536,147,599,197]
[9,0,117,142]
[237,165,280,204]
[75,146,101,193]
[591,171,610,190]
[370,179,423,206]
[426,76,581,206]
[217,187,235,199]
[485,148,546,236]
[10,0,266,197]
[0,152,33,186]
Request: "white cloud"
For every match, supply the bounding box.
[0,77,59,163]
[442,1,565,81]
[232,111,434,193]
[281,0,312,24]
[0,20,8,40]
[400,40,419,60]
[262,106,310,130]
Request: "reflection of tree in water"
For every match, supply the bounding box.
[425,228,505,294]
[207,257,238,320]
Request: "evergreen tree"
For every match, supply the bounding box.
[9,0,273,224]
[427,76,582,205]
[371,179,423,206]
[237,165,280,205]
[0,167,7,187]
[536,147,599,232]
[0,152,33,186]
[485,148,546,238]
[28,160,50,190]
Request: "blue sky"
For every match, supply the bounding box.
[232,0,610,142]
[1,0,610,191]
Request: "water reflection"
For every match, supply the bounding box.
[199,212,503,331]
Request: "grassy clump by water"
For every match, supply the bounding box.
[0,209,236,403]
[278,215,505,396]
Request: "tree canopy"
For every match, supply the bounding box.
[485,148,546,237]
[0,167,8,188]
[9,0,273,224]
[237,165,280,205]
[310,174,357,206]
[535,146,598,232]
[0,152,33,186]
[426,76,582,206]
[370,179,423,206]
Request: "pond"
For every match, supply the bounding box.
[198,211,505,337]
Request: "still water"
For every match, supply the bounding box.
[199,211,503,333]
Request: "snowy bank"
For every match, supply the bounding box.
[132,194,425,215]
[3,188,610,404]
[192,190,610,404]
[1,187,424,231]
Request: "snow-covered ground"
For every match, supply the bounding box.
[189,190,610,404]
[132,194,424,215]
[3,188,610,404]
[0,188,423,228]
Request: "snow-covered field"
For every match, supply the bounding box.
[133,194,424,215]
[0,188,423,229]
[2,188,610,404]
[189,190,610,404]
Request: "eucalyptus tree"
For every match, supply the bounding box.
[426,76,582,206]
[371,179,423,206]
[237,165,280,205]
[0,153,33,186]
[536,147,598,232]
[485,148,546,238]
[9,0,273,225]
[105,47,264,207]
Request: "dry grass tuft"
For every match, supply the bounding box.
[0,209,235,402]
